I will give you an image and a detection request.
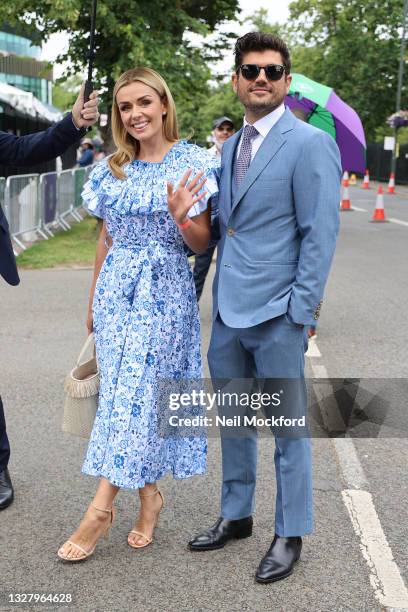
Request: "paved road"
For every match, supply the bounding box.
[0,187,407,611]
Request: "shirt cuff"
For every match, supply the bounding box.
[70,112,88,134]
[71,112,82,130]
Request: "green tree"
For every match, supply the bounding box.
[195,80,243,144]
[0,1,240,142]
[194,9,289,143]
[287,0,407,140]
[52,75,83,112]
[249,8,288,37]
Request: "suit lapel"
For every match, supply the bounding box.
[230,108,296,215]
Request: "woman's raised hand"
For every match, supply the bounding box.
[167,169,207,225]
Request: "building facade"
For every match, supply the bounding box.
[0,25,53,105]
[0,25,73,177]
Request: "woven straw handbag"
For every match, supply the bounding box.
[62,333,99,438]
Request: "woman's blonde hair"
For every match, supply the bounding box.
[108,67,179,179]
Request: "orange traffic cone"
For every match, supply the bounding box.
[362,169,370,189]
[371,186,387,222]
[387,172,395,194]
[340,178,352,211]
[342,171,349,185]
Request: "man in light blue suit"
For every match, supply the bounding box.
[189,32,341,583]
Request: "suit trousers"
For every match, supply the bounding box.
[0,396,10,471]
[193,245,217,301]
[208,314,313,537]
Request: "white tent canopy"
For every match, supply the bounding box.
[0,81,62,123]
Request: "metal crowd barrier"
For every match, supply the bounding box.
[2,165,95,252]
[40,171,59,236]
[74,167,87,214]
[4,174,43,250]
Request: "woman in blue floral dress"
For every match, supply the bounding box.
[58,67,219,561]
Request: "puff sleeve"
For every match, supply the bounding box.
[81,160,112,219]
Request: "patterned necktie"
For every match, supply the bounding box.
[234,124,259,185]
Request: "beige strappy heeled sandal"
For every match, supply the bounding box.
[128,488,164,549]
[57,504,116,562]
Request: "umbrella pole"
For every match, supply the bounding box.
[84,0,98,103]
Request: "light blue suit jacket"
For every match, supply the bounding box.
[212,107,342,328]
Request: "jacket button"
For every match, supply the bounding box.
[227,228,235,236]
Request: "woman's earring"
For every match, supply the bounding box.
[162,112,167,116]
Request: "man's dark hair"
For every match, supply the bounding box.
[234,32,291,74]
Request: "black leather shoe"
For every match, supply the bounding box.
[0,468,14,510]
[255,535,302,583]
[188,516,253,551]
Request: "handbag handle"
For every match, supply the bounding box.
[76,333,96,367]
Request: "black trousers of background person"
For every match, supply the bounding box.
[193,245,217,301]
[0,396,10,471]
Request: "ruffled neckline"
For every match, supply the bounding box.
[83,141,219,217]
[129,141,184,167]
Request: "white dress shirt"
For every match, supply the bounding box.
[236,103,286,162]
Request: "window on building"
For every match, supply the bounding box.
[0,72,51,103]
[0,31,41,59]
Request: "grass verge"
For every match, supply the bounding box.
[17,216,99,269]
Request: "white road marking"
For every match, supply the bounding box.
[350,205,368,212]
[311,363,368,488]
[332,436,369,489]
[346,203,408,226]
[310,363,326,377]
[305,339,321,357]
[309,355,408,609]
[389,217,408,227]
[343,490,408,609]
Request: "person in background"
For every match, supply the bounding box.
[0,83,100,511]
[208,116,235,158]
[77,138,95,167]
[193,117,235,301]
[92,136,106,162]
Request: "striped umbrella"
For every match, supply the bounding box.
[285,73,366,173]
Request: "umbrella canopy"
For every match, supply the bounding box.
[285,73,366,173]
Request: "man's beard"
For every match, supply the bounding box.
[245,93,285,114]
[241,92,285,115]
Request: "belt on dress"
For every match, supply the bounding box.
[107,241,186,433]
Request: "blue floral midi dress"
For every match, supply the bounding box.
[81,141,219,489]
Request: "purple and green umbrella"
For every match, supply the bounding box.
[285,73,366,173]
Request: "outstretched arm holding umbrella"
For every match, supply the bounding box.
[0,81,99,515]
[0,0,101,168]
[0,84,99,168]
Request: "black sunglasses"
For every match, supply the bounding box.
[237,63,286,82]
